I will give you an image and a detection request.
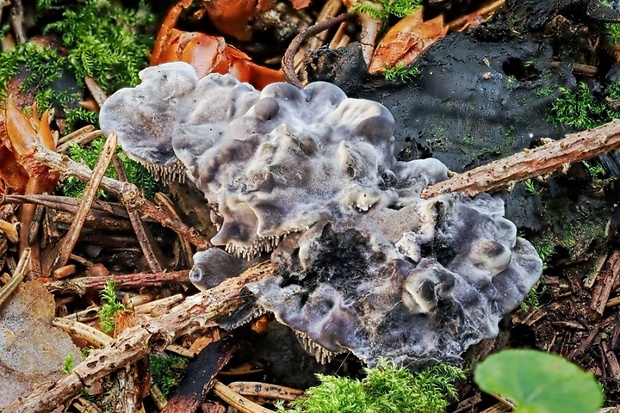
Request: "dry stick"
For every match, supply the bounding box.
[421,118,620,198]
[0,248,30,307]
[45,269,190,294]
[8,0,26,43]
[53,318,114,347]
[283,12,354,88]
[8,261,273,413]
[155,192,194,266]
[48,132,117,275]
[57,125,97,145]
[590,250,620,315]
[84,76,108,107]
[212,381,276,413]
[57,130,104,154]
[31,143,212,249]
[113,155,164,272]
[1,194,151,222]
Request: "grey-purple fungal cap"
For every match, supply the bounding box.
[100,62,543,366]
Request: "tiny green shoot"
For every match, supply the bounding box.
[62,354,75,374]
[384,62,421,83]
[523,179,538,196]
[98,280,127,333]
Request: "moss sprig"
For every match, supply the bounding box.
[351,0,422,21]
[98,280,127,333]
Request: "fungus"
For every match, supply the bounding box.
[100,62,542,366]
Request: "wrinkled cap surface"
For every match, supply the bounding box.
[100,62,543,365]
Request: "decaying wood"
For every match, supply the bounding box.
[155,192,194,267]
[113,154,165,273]
[7,261,273,413]
[422,119,620,198]
[31,142,212,249]
[162,337,238,413]
[45,269,191,294]
[47,132,117,276]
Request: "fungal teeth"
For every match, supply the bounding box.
[294,332,339,364]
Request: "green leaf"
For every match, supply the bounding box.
[474,349,603,413]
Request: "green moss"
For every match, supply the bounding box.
[384,62,421,83]
[351,0,422,20]
[279,359,464,413]
[149,354,188,398]
[98,280,127,333]
[40,0,154,93]
[61,354,75,374]
[63,136,159,199]
[550,82,620,129]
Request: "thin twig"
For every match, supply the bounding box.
[283,12,354,88]
[8,0,26,43]
[7,260,273,413]
[31,143,212,249]
[155,192,194,267]
[113,154,164,272]
[422,119,620,198]
[45,269,191,294]
[84,76,108,107]
[52,318,114,347]
[212,381,276,413]
[0,248,30,307]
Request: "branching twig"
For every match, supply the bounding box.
[31,143,212,249]
[113,154,165,272]
[422,119,620,198]
[7,261,273,413]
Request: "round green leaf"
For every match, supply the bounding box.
[474,349,603,413]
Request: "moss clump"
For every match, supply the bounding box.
[279,360,464,413]
[63,136,159,199]
[39,0,154,93]
[550,82,620,129]
[149,354,188,398]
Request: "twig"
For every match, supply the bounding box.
[307,0,343,51]
[46,132,117,276]
[0,248,30,307]
[155,192,194,267]
[590,250,620,315]
[52,317,114,347]
[422,119,620,198]
[8,0,25,43]
[57,130,104,154]
[113,154,164,272]
[227,382,304,402]
[212,381,276,413]
[31,142,212,249]
[283,12,354,88]
[45,269,191,294]
[7,261,274,413]
[84,76,108,107]
[57,125,96,145]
